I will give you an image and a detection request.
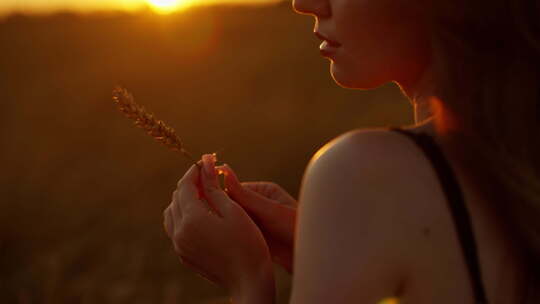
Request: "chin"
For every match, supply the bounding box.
[329,61,387,90]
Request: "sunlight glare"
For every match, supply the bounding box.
[146,0,190,13]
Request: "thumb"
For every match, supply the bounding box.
[220,164,277,216]
[200,153,231,218]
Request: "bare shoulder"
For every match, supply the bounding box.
[293,128,441,301]
[302,127,441,237]
[308,127,472,248]
[304,127,433,189]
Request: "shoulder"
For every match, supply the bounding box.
[299,128,431,237]
[292,128,431,302]
[303,127,423,191]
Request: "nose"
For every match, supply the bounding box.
[292,0,331,18]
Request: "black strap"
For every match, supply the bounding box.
[389,127,489,304]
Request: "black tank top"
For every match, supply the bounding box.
[388,127,489,304]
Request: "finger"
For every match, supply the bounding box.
[220,164,278,215]
[171,191,183,224]
[201,153,219,188]
[195,160,205,199]
[175,159,222,218]
[200,154,232,217]
[243,182,297,207]
[241,182,276,199]
[176,162,203,196]
[176,163,202,211]
[163,206,174,238]
[219,163,241,192]
[240,182,265,193]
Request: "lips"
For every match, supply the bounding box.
[314,31,341,47]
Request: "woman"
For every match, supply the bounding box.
[162,0,540,303]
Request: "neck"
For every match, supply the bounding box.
[397,60,438,127]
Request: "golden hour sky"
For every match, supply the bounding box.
[0,0,279,15]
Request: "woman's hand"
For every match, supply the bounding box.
[217,164,297,274]
[163,154,275,300]
[238,181,298,208]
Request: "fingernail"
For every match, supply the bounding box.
[202,154,216,178]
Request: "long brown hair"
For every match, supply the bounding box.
[413,1,540,301]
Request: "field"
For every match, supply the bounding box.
[0,2,412,303]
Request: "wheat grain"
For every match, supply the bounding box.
[112,86,200,168]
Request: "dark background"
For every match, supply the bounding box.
[0,2,412,303]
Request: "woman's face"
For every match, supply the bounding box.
[292,0,432,92]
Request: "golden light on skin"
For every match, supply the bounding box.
[146,0,191,13]
[378,298,399,304]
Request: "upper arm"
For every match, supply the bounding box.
[290,129,413,304]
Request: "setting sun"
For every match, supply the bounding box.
[146,0,190,13]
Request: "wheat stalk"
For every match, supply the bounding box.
[112,86,200,168]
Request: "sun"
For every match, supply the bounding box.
[146,0,190,13]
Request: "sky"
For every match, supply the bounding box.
[0,0,279,15]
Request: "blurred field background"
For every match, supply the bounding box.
[0,1,413,303]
